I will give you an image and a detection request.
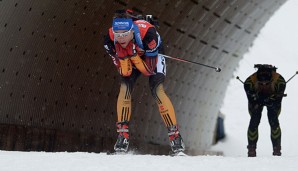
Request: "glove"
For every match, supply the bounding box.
[115,41,135,76]
[264,94,284,106]
[135,46,144,56]
[263,97,277,106]
[248,93,266,105]
[118,58,132,77]
[247,92,258,102]
[130,55,155,76]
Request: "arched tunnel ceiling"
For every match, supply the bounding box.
[0,0,287,154]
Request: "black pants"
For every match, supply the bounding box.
[247,102,282,147]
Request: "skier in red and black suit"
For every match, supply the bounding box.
[244,64,286,157]
[104,10,185,153]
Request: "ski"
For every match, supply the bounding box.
[106,150,189,156]
[169,151,188,157]
[106,150,128,155]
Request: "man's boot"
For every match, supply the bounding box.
[247,145,256,157]
[273,146,281,156]
[168,125,185,153]
[114,121,129,152]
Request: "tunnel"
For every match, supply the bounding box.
[0,0,287,155]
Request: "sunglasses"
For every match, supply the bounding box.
[113,29,132,38]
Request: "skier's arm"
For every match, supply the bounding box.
[270,74,286,102]
[103,30,133,76]
[128,27,158,76]
[140,27,159,73]
[103,32,120,68]
[244,77,258,102]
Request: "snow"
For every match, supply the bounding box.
[0,151,297,171]
[1,1,298,170]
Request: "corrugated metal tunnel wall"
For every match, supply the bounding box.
[0,0,286,154]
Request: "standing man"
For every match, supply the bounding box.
[244,64,286,157]
[103,10,185,153]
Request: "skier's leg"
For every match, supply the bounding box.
[267,103,282,156]
[117,69,140,122]
[149,54,185,153]
[114,69,141,152]
[247,103,263,157]
[150,77,177,127]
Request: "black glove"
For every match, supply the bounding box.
[250,94,268,106]
[247,93,258,102]
[263,97,273,106]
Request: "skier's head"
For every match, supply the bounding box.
[257,69,272,82]
[112,10,134,48]
[255,64,276,82]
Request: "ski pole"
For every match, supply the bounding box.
[286,71,298,83]
[159,54,221,72]
[236,76,244,84]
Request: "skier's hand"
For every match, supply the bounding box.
[252,94,258,101]
[249,93,266,105]
[130,55,156,76]
[114,42,135,76]
[118,58,132,77]
[263,98,273,106]
[248,93,259,102]
[135,45,145,56]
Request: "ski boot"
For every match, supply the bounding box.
[273,146,281,156]
[168,125,185,153]
[114,121,129,152]
[247,145,256,157]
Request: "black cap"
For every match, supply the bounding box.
[254,64,277,71]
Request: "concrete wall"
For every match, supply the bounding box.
[0,0,286,154]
